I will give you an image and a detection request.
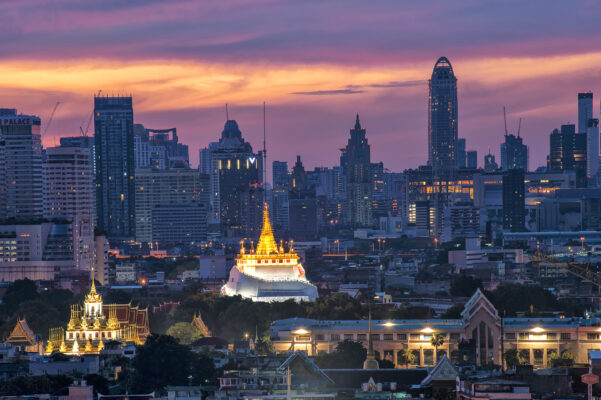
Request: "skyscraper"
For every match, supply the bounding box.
[502,169,525,232]
[272,161,289,232]
[341,114,372,227]
[0,109,43,221]
[587,118,600,186]
[456,138,466,168]
[500,134,528,171]
[466,150,478,169]
[578,92,593,134]
[549,124,587,187]
[44,146,95,271]
[199,120,262,237]
[428,57,458,174]
[484,151,498,172]
[94,96,136,238]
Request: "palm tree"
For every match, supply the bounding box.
[398,349,415,368]
[430,333,445,363]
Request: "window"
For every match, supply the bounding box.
[410,333,420,340]
[560,332,571,340]
[505,332,516,340]
[357,334,366,341]
[546,332,557,340]
[383,334,393,341]
[397,333,407,341]
[371,334,380,341]
[588,333,599,340]
[330,334,340,341]
[315,334,324,341]
[518,332,528,340]
[450,333,460,340]
[344,334,354,341]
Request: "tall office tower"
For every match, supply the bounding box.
[291,155,307,190]
[500,134,528,171]
[94,96,136,238]
[272,161,289,232]
[549,124,587,187]
[578,92,593,134]
[44,146,95,270]
[502,169,525,232]
[428,57,458,175]
[587,118,600,186]
[466,150,478,169]
[199,120,262,237]
[456,138,466,168]
[340,114,372,227]
[0,109,43,221]
[135,169,209,244]
[484,151,498,172]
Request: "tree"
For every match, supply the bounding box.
[552,350,575,367]
[450,275,482,297]
[130,334,215,393]
[378,358,395,368]
[440,304,463,319]
[397,349,415,368]
[315,340,367,369]
[1,279,40,316]
[503,349,524,369]
[166,322,203,344]
[431,333,445,360]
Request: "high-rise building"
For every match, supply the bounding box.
[500,134,528,171]
[428,57,458,175]
[94,96,136,238]
[272,161,289,232]
[456,138,466,168]
[502,169,525,232]
[0,109,43,221]
[134,169,209,244]
[134,124,189,169]
[467,150,478,169]
[44,147,95,271]
[578,92,593,134]
[60,136,96,176]
[587,118,600,186]
[341,114,372,227]
[199,120,262,237]
[549,124,587,187]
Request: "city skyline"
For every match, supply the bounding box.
[1,1,601,172]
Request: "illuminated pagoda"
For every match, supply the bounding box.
[221,203,318,302]
[46,277,150,355]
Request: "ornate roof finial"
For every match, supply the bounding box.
[363,308,379,369]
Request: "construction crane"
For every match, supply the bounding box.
[44,101,61,136]
[80,90,102,136]
[532,251,601,288]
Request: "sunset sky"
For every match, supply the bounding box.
[2,0,601,172]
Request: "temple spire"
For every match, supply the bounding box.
[256,203,278,255]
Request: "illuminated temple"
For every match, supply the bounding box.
[221,204,318,302]
[46,279,149,355]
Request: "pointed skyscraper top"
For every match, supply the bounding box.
[354,113,362,130]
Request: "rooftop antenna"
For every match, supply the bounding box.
[503,106,508,136]
[225,104,229,121]
[517,117,522,137]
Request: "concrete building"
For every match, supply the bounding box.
[586,118,599,186]
[151,203,208,245]
[44,146,95,271]
[271,290,601,368]
[578,92,593,135]
[134,168,209,244]
[467,150,478,169]
[549,124,587,187]
[0,109,43,221]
